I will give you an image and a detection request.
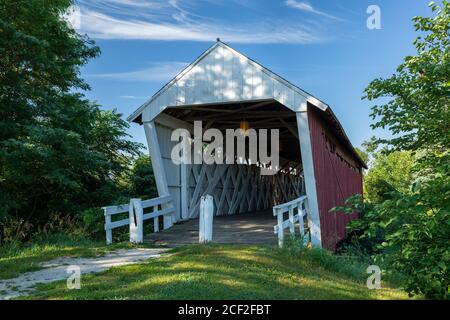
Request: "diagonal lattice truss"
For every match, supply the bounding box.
[188,161,305,218]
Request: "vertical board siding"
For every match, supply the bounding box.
[156,123,182,220]
[307,108,362,250]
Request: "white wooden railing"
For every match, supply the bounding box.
[102,195,175,244]
[273,195,309,248]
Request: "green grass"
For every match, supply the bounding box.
[21,244,410,300]
[0,235,153,280]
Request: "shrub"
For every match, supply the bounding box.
[332,181,450,299]
[77,208,105,240]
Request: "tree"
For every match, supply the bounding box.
[354,147,369,167]
[364,150,414,203]
[0,0,141,241]
[334,1,449,298]
[364,2,449,154]
[128,155,158,199]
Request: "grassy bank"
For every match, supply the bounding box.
[0,235,149,280]
[21,244,409,300]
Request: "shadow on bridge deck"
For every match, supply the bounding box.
[145,210,277,247]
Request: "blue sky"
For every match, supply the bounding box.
[72,0,433,149]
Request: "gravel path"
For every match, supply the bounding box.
[0,248,168,300]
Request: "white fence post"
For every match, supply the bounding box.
[105,213,112,245]
[199,195,214,243]
[163,213,172,230]
[153,205,159,233]
[298,204,305,235]
[276,208,284,248]
[288,205,295,235]
[129,198,143,244]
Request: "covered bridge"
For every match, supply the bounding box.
[124,41,365,250]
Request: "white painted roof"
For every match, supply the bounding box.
[127,40,329,123]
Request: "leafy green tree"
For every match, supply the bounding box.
[365,2,449,154]
[127,155,158,199]
[354,147,369,167]
[0,0,141,241]
[364,150,414,203]
[334,2,449,298]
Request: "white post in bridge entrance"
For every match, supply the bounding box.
[199,195,214,243]
[143,121,173,229]
[296,106,322,248]
[129,198,143,244]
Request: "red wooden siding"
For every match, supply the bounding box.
[307,107,363,250]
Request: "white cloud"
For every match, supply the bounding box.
[73,0,325,43]
[87,62,189,82]
[119,95,150,99]
[285,0,341,20]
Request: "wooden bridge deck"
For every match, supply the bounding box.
[145,210,277,247]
